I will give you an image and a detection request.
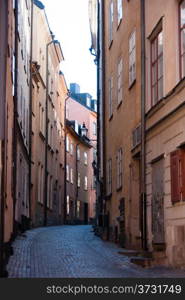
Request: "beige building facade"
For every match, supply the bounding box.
[145,0,185,267]
[100,0,142,249]
[31,2,67,227]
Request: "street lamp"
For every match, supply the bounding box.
[43,39,60,227]
[81,122,88,137]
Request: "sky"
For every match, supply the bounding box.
[42,0,97,99]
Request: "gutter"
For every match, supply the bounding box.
[28,0,34,226]
[0,0,8,277]
[140,0,147,251]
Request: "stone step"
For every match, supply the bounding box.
[130,257,154,268]
[118,250,140,257]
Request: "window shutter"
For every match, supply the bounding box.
[170,150,180,203]
[180,149,185,201]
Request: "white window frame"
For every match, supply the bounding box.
[117,148,123,189]
[107,159,112,195]
[109,1,114,45]
[66,165,69,181]
[93,122,97,136]
[70,168,74,184]
[84,152,88,165]
[117,58,123,105]
[129,30,136,86]
[77,147,80,161]
[84,176,88,190]
[67,195,70,215]
[117,0,123,26]
[77,172,81,187]
[108,76,113,117]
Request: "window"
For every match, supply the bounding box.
[47,175,53,209]
[93,148,97,162]
[117,58,123,105]
[38,163,44,204]
[180,0,185,78]
[117,0,122,26]
[109,1,114,45]
[66,195,70,215]
[170,149,185,203]
[117,148,123,189]
[77,147,80,160]
[93,122,97,136]
[107,159,112,195]
[66,165,69,181]
[84,152,88,165]
[108,76,113,117]
[77,200,80,218]
[66,136,70,152]
[77,172,81,187]
[70,142,74,155]
[151,30,163,105]
[70,168,73,184]
[129,31,136,86]
[92,176,96,189]
[49,176,53,209]
[39,104,45,135]
[132,124,141,148]
[84,176,88,190]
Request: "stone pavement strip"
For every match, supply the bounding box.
[7,225,185,278]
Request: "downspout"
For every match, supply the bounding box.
[0,0,8,277]
[63,94,70,224]
[29,0,34,226]
[43,42,50,227]
[96,0,100,226]
[12,0,19,237]
[75,143,80,223]
[140,0,147,251]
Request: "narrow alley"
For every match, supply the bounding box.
[7,226,185,278]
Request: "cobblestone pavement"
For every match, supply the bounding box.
[7,225,185,278]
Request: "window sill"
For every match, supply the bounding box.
[105,193,112,200]
[117,186,122,192]
[109,114,113,121]
[108,40,113,50]
[117,100,122,110]
[129,79,136,90]
[117,18,122,31]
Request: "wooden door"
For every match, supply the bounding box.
[152,158,165,244]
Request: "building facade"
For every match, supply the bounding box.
[14,0,32,233]
[66,93,97,222]
[0,0,15,276]
[65,120,92,224]
[97,0,142,248]
[145,0,185,268]
[95,0,185,268]
[31,1,67,227]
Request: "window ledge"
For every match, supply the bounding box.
[117,186,122,192]
[108,40,113,50]
[117,18,122,31]
[109,114,113,121]
[117,100,122,110]
[129,79,136,90]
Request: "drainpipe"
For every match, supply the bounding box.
[0,0,8,277]
[43,39,60,226]
[29,0,34,227]
[140,0,147,251]
[63,93,70,224]
[12,0,19,238]
[75,143,80,222]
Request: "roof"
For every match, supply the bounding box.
[34,0,45,10]
[66,120,92,149]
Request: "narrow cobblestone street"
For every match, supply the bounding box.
[7,225,185,278]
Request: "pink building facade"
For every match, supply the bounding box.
[66,97,97,222]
